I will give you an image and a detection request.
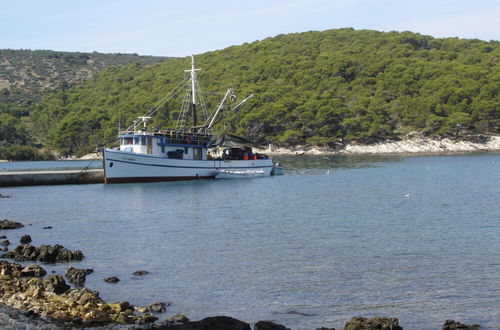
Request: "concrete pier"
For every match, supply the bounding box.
[0,169,104,187]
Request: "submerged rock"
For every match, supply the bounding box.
[133,270,150,276]
[0,219,24,229]
[166,313,189,324]
[255,320,291,330]
[65,266,93,285]
[0,239,9,246]
[103,276,120,283]
[0,193,10,198]
[344,317,402,330]
[43,226,53,230]
[442,320,480,330]
[1,244,84,263]
[20,234,32,244]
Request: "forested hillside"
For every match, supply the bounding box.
[12,29,500,156]
[0,50,167,159]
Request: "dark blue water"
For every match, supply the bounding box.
[1,153,499,329]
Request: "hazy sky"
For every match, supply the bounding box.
[1,0,499,56]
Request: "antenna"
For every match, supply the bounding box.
[138,116,151,129]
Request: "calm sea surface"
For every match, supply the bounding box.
[1,153,499,329]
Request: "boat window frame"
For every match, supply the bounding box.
[123,137,134,145]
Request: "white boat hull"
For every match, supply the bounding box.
[103,149,274,183]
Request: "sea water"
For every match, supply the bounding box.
[1,153,499,329]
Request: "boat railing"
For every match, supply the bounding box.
[119,130,212,146]
[156,130,211,146]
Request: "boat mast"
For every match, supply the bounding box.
[185,55,201,128]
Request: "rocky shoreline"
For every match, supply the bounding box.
[0,219,484,329]
[74,135,500,160]
[257,135,500,156]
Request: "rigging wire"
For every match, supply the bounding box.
[122,77,189,134]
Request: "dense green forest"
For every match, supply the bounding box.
[3,29,500,157]
[0,49,167,159]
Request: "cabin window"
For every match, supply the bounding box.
[184,147,188,154]
[123,137,133,145]
[134,137,140,145]
[161,145,165,153]
[141,137,146,145]
[193,148,202,160]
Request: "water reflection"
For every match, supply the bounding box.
[274,154,408,175]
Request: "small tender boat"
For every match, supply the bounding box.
[102,56,278,183]
[270,162,284,176]
[216,169,266,179]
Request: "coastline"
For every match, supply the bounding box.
[255,135,500,157]
[1,135,499,162]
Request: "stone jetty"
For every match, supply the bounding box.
[0,169,104,187]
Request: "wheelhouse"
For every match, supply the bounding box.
[119,130,212,161]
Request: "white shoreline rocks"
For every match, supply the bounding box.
[256,135,500,156]
[72,135,500,160]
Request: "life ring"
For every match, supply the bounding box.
[186,136,192,144]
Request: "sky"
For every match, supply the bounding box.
[1,0,499,57]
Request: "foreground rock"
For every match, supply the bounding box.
[147,302,169,313]
[255,320,291,330]
[1,260,46,278]
[20,264,47,277]
[0,266,158,325]
[442,319,480,330]
[344,316,402,330]
[1,244,84,263]
[65,266,93,285]
[153,316,249,329]
[0,219,24,230]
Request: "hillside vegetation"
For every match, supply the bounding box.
[0,49,167,159]
[1,49,167,106]
[10,29,500,156]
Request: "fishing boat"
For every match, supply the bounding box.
[102,56,275,183]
